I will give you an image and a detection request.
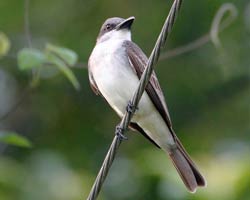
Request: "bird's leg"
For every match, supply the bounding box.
[115,125,128,140]
[115,100,137,140]
[126,100,137,114]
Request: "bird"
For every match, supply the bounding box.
[88,16,206,193]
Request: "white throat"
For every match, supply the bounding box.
[97,30,131,44]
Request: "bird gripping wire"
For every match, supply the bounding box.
[86,1,183,199]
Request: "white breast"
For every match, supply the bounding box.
[89,39,175,149]
[90,39,140,117]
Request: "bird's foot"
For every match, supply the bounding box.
[126,100,136,114]
[115,125,128,140]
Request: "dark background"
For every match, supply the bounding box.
[0,0,249,199]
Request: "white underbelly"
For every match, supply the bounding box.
[90,41,175,149]
[92,61,174,149]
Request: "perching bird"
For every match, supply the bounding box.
[88,16,206,192]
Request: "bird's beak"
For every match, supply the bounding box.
[116,16,135,30]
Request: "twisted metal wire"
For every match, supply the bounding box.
[86,1,183,199]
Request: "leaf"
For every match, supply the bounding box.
[46,53,80,90]
[17,48,46,71]
[46,43,78,66]
[0,132,32,148]
[0,32,11,57]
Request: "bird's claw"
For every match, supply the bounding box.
[126,100,136,114]
[115,125,128,140]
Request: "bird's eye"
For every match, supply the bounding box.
[106,24,111,30]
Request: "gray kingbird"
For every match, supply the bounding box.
[88,16,206,192]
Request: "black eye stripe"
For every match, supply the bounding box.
[106,24,111,29]
[105,23,115,31]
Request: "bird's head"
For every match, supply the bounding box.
[97,16,135,43]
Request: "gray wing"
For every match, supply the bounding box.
[88,68,100,95]
[123,40,173,130]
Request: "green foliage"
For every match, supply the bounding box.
[45,43,80,90]
[17,44,80,90]
[17,48,46,70]
[0,132,32,148]
[45,43,78,66]
[0,32,10,57]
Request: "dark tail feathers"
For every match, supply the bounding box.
[168,138,206,193]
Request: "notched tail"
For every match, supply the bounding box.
[168,139,206,193]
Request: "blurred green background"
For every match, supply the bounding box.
[0,0,249,199]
